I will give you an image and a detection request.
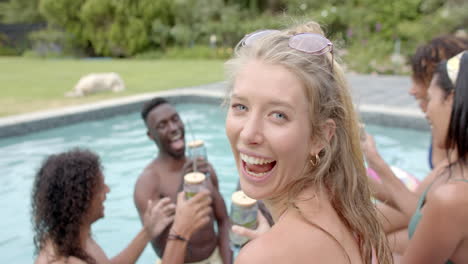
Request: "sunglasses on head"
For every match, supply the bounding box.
[241,29,334,73]
[242,29,333,54]
[241,30,334,72]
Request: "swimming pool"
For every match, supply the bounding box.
[0,103,430,263]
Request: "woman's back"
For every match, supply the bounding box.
[35,241,87,264]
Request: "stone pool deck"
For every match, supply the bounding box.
[0,73,426,138]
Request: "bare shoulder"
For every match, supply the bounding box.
[63,257,87,264]
[425,180,468,229]
[35,252,86,264]
[236,219,350,263]
[234,233,276,264]
[430,181,468,208]
[419,166,440,186]
[135,160,161,186]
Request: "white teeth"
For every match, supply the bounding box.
[240,153,274,165]
[246,167,267,177]
[170,133,182,141]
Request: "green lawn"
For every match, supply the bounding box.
[0,57,225,117]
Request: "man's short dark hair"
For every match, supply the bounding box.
[141,97,169,123]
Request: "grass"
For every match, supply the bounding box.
[0,57,225,117]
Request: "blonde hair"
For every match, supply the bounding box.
[225,21,392,264]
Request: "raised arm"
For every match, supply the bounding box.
[134,169,162,220]
[111,199,175,264]
[361,133,420,216]
[182,157,233,264]
[162,191,212,264]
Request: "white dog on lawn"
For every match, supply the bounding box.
[66,72,125,97]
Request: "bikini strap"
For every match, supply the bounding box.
[416,181,435,209]
[418,178,468,209]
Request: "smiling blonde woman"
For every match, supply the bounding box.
[224,21,392,264]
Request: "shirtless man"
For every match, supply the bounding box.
[134,97,232,264]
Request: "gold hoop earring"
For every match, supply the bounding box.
[309,153,320,166]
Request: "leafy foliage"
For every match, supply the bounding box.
[0,0,43,23]
[0,0,465,72]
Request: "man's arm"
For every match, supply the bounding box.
[209,165,233,264]
[134,169,161,221]
[111,199,175,264]
[133,169,166,257]
[161,191,212,264]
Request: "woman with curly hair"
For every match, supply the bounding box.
[32,148,212,264]
[409,35,468,168]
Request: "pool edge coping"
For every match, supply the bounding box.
[0,88,428,139]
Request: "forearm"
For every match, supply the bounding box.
[377,202,410,233]
[218,219,233,264]
[368,156,419,217]
[111,228,150,264]
[387,229,410,254]
[370,179,398,208]
[160,239,187,264]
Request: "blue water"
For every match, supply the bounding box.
[0,103,430,263]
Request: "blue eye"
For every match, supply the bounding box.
[232,104,247,111]
[273,112,287,120]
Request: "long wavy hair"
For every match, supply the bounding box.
[31,148,102,264]
[225,21,392,264]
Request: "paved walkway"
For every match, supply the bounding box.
[192,74,419,111]
[188,73,426,129]
[347,74,417,110]
[0,74,427,138]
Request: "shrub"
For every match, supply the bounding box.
[26,28,78,57]
[21,0,466,73]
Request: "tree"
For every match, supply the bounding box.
[0,0,44,23]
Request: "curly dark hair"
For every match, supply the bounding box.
[410,34,468,88]
[31,148,102,264]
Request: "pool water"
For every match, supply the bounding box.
[0,103,430,263]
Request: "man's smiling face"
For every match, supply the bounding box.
[146,103,186,159]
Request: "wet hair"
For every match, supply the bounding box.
[141,97,169,123]
[226,21,392,264]
[31,148,102,264]
[435,51,468,162]
[410,35,468,88]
